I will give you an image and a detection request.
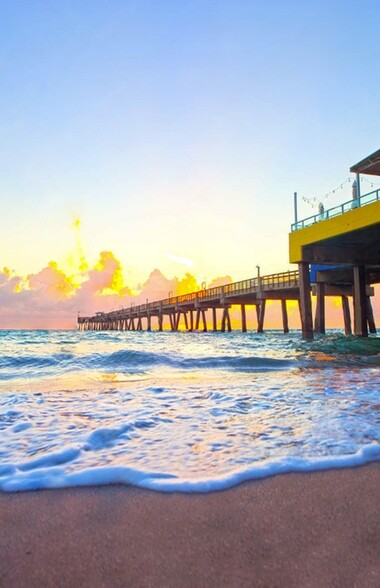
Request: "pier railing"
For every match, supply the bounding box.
[80,270,300,324]
[261,270,299,288]
[159,271,299,307]
[291,188,380,231]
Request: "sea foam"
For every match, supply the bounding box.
[0,330,379,493]
[1,443,379,493]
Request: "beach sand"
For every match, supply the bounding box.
[0,464,379,588]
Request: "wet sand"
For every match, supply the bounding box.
[0,464,379,588]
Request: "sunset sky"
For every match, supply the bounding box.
[1,1,380,328]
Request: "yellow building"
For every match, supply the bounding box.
[289,149,380,338]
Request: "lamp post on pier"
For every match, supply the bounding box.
[256,264,263,301]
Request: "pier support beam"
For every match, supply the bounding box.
[255,305,260,325]
[195,309,201,331]
[221,307,231,332]
[241,304,247,333]
[298,262,313,340]
[189,310,194,332]
[257,300,266,333]
[314,282,326,334]
[226,309,231,332]
[366,296,376,334]
[201,310,207,332]
[212,308,217,332]
[281,300,289,334]
[341,296,352,335]
[175,311,188,331]
[353,265,368,336]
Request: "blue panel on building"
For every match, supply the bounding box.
[310,265,347,283]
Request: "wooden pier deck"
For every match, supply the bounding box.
[78,270,300,333]
[77,269,376,335]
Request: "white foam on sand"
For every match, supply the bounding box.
[0,443,379,493]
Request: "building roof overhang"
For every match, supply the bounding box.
[350,148,380,176]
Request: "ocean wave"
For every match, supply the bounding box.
[88,349,294,372]
[301,334,380,356]
[0,348,294,378]
[0,353,75,369]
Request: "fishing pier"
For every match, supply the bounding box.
[78,149,380,339]
[78,270,300,334]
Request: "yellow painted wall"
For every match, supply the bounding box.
[289,200,380,263]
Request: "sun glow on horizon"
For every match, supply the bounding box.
[1,218,378,330]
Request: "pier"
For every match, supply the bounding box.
[78,149,380,338]
[78,270,301,333]
[77,268,376,336]
[289,148,380,338]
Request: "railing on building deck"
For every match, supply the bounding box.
[291,188,380,231]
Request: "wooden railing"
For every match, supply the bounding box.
[79,270,300,322]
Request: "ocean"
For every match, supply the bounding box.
[0,329,379,492]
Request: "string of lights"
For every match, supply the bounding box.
[300,177,351,208]
[361,176,380,188]
[301,175,380,209]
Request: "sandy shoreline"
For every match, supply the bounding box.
[0,464,379,588]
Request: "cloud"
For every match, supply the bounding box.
[0,252,203,328]
[1,252,378,331]
[166,253,194,268]
[27,261,76,299]
[0,250,134,328]
[208,276,232,288]
[137,269,174,303]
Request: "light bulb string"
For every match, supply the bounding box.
[300,175,380,209]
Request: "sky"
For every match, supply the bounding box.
[1,0,380,328]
